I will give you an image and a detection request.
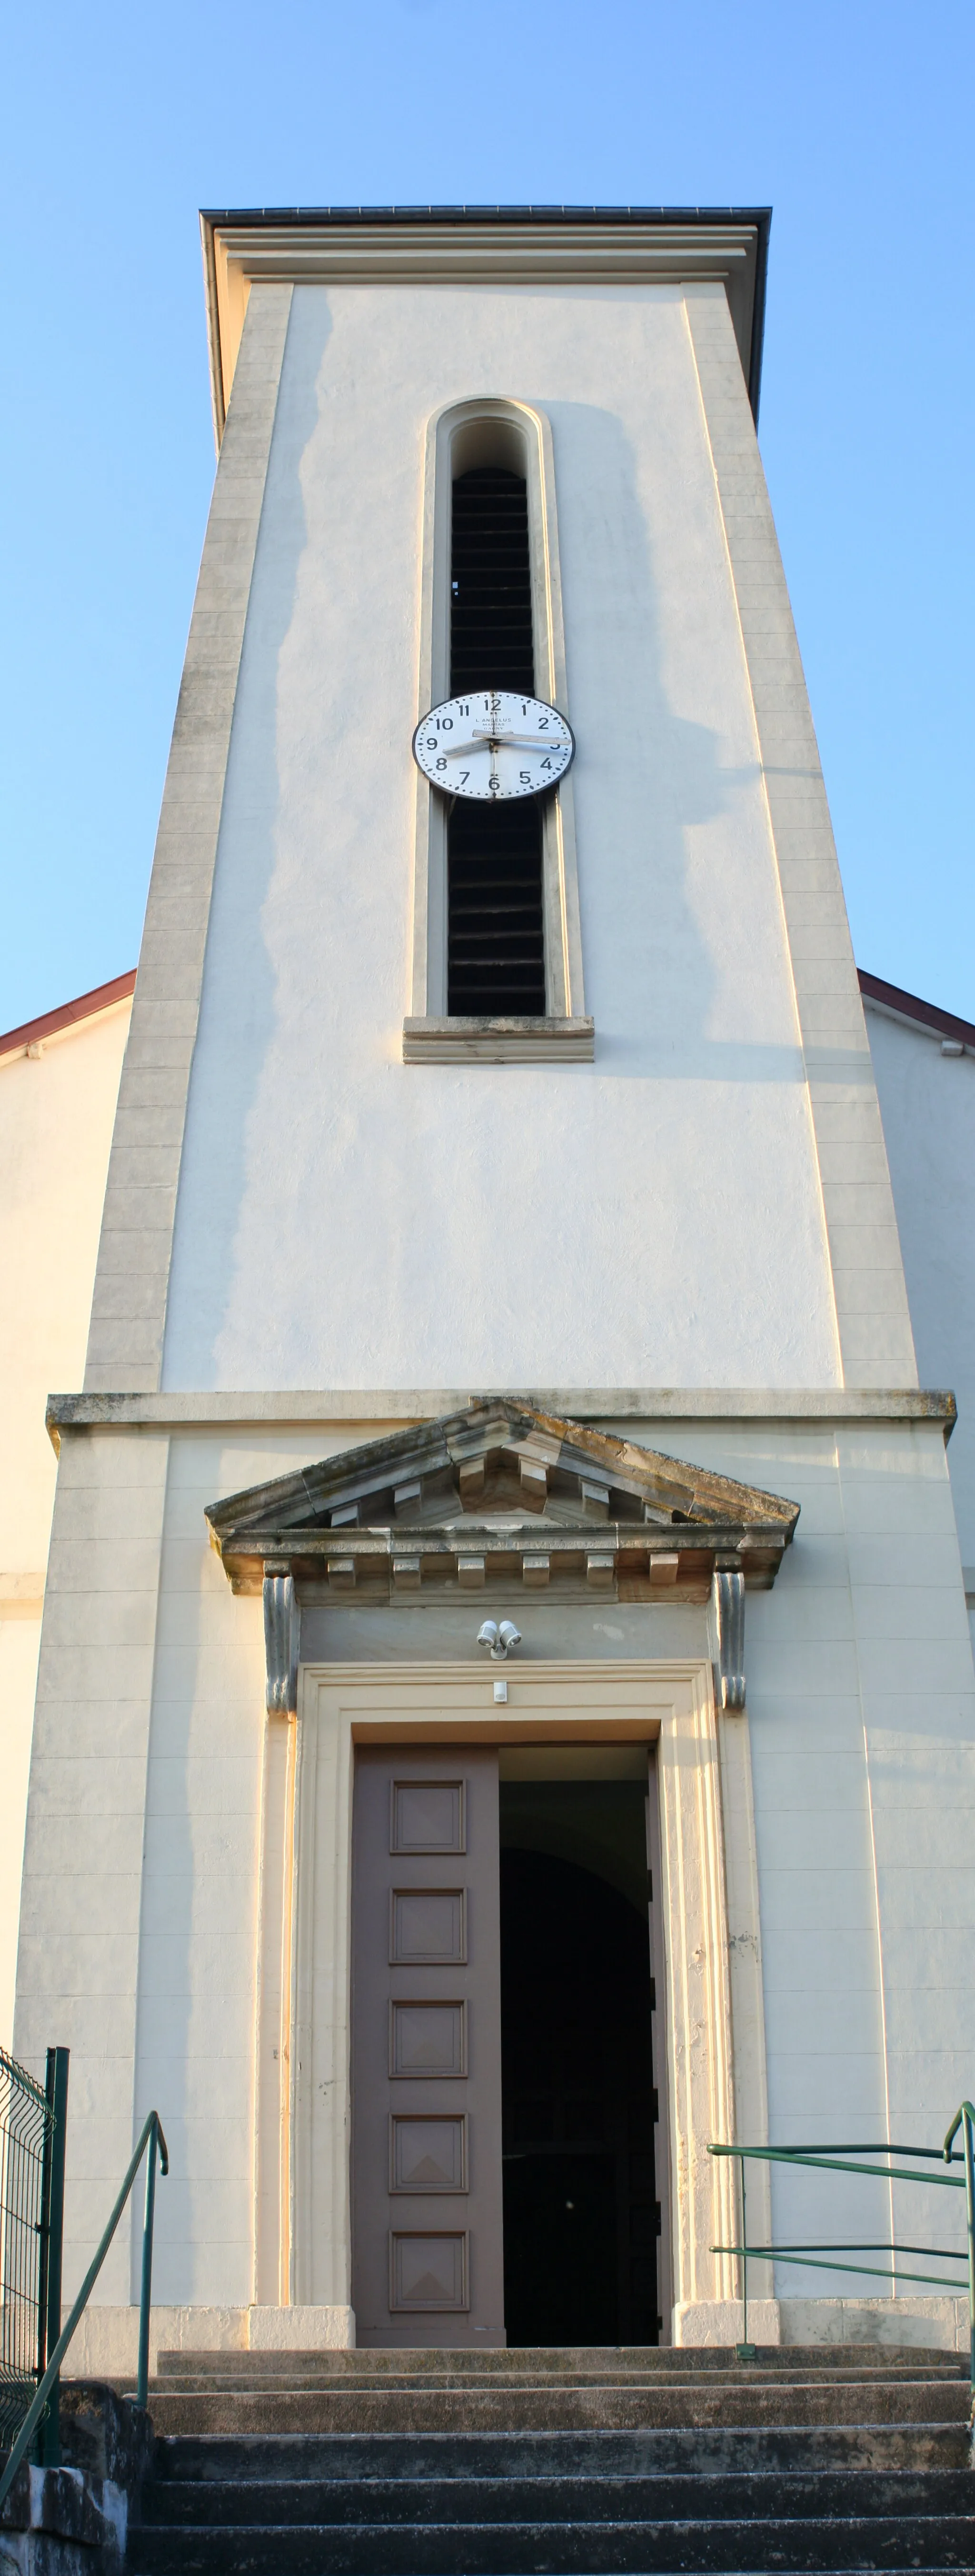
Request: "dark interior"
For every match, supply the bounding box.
[499,1781,660,2347]
[447,465,545,1018]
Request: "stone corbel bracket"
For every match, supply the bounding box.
[263,1565,300,1715]
[713,1564,746,1710]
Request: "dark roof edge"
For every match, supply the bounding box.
[747,209,771,422]
[199,204,773,423]
[859,969,975,1052]
[199,203,773,223]
[0,969,137,1062]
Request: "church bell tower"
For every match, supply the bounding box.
[17,210,974,2364]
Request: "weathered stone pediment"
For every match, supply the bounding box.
[206,1397,798,1605]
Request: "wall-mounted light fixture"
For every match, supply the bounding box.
[477,1619,522,1661]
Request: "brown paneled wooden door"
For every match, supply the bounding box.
[350,1746,505,2346]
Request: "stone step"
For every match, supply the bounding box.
[145,2367,965,2392]
[125,2511,975,2572]
[137,2381,974,2436]
[140,2467,975,2526]
[153,2343,965,2380]
[126,2350,975,2571]
[149,2426,975,2479]
[141,2371,965,2401]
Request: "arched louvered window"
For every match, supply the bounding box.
[447,467,545,1018]
[405,399,591,1063]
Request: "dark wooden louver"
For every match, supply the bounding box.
[447,467,545,1017]
[448,802,545,1016]
[450,468,535,695]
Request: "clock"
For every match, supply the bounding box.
[412,689,574,802]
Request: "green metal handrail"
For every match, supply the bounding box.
[0,2110,168,2511]
[709,2101,975,2412]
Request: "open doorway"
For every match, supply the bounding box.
[499,1748,661,2346]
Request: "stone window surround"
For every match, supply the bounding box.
[404,395,591,1063]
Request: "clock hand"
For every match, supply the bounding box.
[432,735,563,759]
[470,728,567,749]
[424,729,568,759]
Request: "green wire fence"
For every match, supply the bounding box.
[0,2047,67,2461]
[0,2095,168,2513]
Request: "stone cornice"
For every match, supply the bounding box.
[250,1523,773,1608]
[200,206,769,444]
[46,1385,957,1447]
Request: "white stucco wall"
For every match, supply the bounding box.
[0,999,131,2048]
[663,1413,975,2295]
[161,281,841,1394]
[39,1410,967,2315]
[866,1002,975,1597]
[133,1431,316,2308]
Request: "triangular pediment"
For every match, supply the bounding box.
[206,1399,798,1603]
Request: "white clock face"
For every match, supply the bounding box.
[412,690,574,802]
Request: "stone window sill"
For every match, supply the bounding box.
[402,1016,595,1064]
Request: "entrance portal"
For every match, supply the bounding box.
[348,1740,661,2348]
[499,1772,659,2345]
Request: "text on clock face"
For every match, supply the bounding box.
[411,690,575,802]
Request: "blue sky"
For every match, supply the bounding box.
[2,0,973,1030]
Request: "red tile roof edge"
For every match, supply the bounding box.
[858,969,975,1051]
[0,970,137,1060]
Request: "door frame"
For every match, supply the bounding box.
[254,1658,771,2345]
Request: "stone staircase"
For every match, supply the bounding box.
[122,2344,975,2571]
